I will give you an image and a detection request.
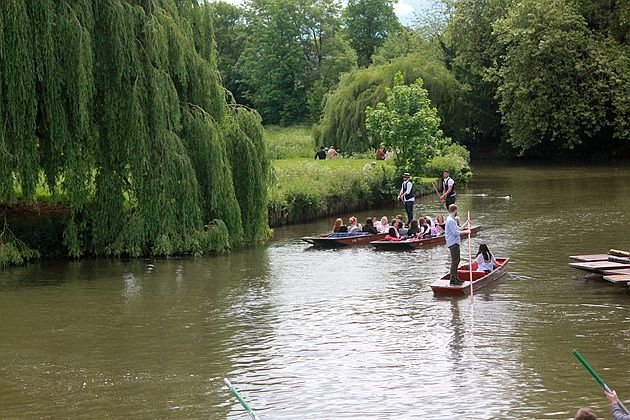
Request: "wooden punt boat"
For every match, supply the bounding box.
[568,260,630,274]
[430,258,510,296]
[370,225,481,251]
[301,232,388,248]
[568,254,611,262]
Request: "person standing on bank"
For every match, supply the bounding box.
[397,173,414,225]
[440,170,456,210]
[445,204,470,285]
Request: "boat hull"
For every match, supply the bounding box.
[431,258,510,296]
[302,232,388,248]
[370,225,481,250]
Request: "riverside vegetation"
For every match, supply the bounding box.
[266,126,466,227]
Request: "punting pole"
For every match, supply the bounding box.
[468,211,473,297]
[224,378,261,420]
[432,182,442,201]
[572,350,630,415]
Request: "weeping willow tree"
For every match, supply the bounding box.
[0,0,270,263]
[314,53,463,154]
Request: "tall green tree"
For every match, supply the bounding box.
[314,54,463,153]
[344,0,401,67]
[235,0,353,124]
[366,72,451,176]
[492,0,630,154]
[211,1,248,104]
[0,0,271,262]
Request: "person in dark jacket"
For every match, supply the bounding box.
[605,389,630,420]
[315,146,326,160]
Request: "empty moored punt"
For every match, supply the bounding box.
[302,232,388,248]
[430,258,510,296]
[568,260,630,274]
[370,225,481,250]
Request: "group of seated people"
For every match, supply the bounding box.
[331,214,447,241]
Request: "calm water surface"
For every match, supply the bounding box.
[1,163,630,419]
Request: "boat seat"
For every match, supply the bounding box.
[457,270,486,281]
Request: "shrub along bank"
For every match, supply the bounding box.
[268,159,436,227]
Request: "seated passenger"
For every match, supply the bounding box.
[332,218,343,233]
[362,218,378,234]
[418,218,431,238]
[376,216,389,234]
[385,226,402,241]
[347,216,362,233]
[474,243,497,273]
[434,214,445,235]
[406,219,420,238]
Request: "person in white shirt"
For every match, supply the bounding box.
[397,173,414,225]
[474,243,497,273]
[445,204,470,285]
[440,170,456,211]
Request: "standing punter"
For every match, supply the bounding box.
[445,204,470,285]
[440,170,456,210]
[397,172,414,225]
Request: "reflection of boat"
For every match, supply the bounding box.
[301,232,388,248]
[430,258,509,296]
[370,225,481,251]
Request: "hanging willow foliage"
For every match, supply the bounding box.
[225,106,271,243]
[0,0,269,261]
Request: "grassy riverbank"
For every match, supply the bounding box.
[266,126,436,227]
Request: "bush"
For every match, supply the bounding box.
[268,159,400,226]
[425,143,473,184]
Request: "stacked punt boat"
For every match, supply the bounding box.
[569,249,630,286]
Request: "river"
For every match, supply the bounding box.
[1,163,629,419]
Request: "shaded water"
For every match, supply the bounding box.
[1,163,630,419]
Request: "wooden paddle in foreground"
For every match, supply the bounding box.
[224,378,261,420]
[572,350,630,415]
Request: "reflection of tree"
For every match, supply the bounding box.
[0,251,275,418]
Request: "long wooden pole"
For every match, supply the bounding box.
[224,378,261,420]
[432,181,442,201]
[572,350,630,415]
[468,211,473,296]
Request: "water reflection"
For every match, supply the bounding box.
[2,163,630,418]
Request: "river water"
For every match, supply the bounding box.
[1,163,630,419]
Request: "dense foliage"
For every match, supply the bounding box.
[313,54,464,153]
[366,72,451,176]
[0,0,270,263]
[344,0,401,67]
[445,0,630,156]
[213,0,357,125]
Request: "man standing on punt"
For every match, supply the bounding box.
[397,172,414,225]
[440,170,456,210]
[446,204,470,285]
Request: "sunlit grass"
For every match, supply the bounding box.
[265,125,315,159]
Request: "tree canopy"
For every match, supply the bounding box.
[0,0,270,260]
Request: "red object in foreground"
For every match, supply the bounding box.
[430,258,510,296]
